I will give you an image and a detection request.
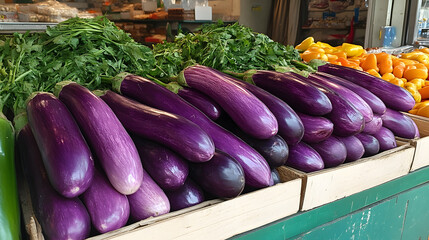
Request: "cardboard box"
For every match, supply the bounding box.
[278,144,415,211]
[404,112,429,172]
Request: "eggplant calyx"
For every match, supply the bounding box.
[112,72,132,93]
[53,80,75,97]
[165,82,183,94]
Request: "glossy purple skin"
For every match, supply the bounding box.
[190,150,245,199]
[58,83,142,195]
[223,73,304,145]
[362,114,382,135]
[309,136,347,168]
[297,112,333,143]
[314,72,386,115]
[81,170,130,233]
[412,120,421,138]
[181,65,278,139]
[286,142,324,172]
[249,70,332,115]
[336,135,365,163]
[101,90,214,163]
[372,127,397,152]
[26,92,94,198]
[271,169,281,185]
[308,73,373,122]
[291,73,365,137]
[381,108,418,139]
[356,133,380,157]
[18,125,90,240]
[128,169,170,221]
[116,74,271,188]
[165,178,205,211]
[178,87,222,121]
[133,137,189,191]
[318,64,415,112]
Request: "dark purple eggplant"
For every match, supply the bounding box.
[381,108,418,139]
[189,150,245,199]
[356,133,380,157]
[271,168,281,185]
[297,112,333,143]
[336,135,365,162]
[133,137,189,191]
[308,136,347,168]
[243,70,332,115]
[176,86,222,121]
[308,73,373,122]
[18,124,90,240]
[81,169,130,233]
[55,82,142,195]
[286,142,324,172]
[362,114,382,135]
[111,73,271,188]
[26,92,94,198]
[318,64,415,111]
[99,90,214,163]
[165,178,205,211]
[179,65,278,139]
[372,127,397,152]
[290,73,365,136]
[128,169,170,221]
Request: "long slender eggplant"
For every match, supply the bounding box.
[372,127,397,152]
[26,92,94,198]
[336,135,365,163]
[176,86,222,121]
[308,136,347,168]
[55,82,142,195]
[286,142,324,172]
[165,178,205,211]
[99,90,215,163]
[297,112,333,143]
[362,114,382,135]
[381,108,418,139]
[111,73,271,188]
[356,133,380,157]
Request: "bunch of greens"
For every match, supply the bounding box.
[0,16,154,115]
[151,21,302,80]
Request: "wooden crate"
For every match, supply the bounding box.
[278,144,415,211]
[404,113,429,172]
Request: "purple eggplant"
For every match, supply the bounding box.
[336,135,365,162]
[111,73,271,188]
[18,124,90,240]
[372,127,397,152]
[381,108,418,139]
[412,119,421,138]
[308,136,347,168]
[133,137,189,191]
[128,169,170,221]
[297,112,333,143]
[362,114,382,135]
[314,72,386,115]
[81,169,130,233]
[99,90,214,163]
[165,178,205,211]
[179,65,278,139]
[356,133,380,157]
[26,92,94,198]
[318,64,415,111]
[271,168,281,185]
[55,82,142,195]
[189,150,245,199]
[176,86,222,121]
[286,142,324,172]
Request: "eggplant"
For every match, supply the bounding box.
[128,169,170,221]
[189,150,245,199]
[179,65,278,139]
[372,127,397,152]
[336,135,365,163]
[18,124,90,240]
[133,137,189,191]
[381,108,418,139]
[177,86,222,121]
[243,70,332,115]
[81,169,130,233]
[412,119,421,138]
[308,73,373,122]
[308,136,347,168]
[297,112,333,143]
[286,142,324,172]
[318,64,415,112]
[165,178,205,211]
[111,73,271,188]
[26,92,94,198]
[55,82,142,195]
[356,133,380,157]
[290,73,365,136]
[99,90,214,163]
[271,168,281,185]
[362,114,382,135]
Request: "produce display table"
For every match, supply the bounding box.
[232,166,429,240]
